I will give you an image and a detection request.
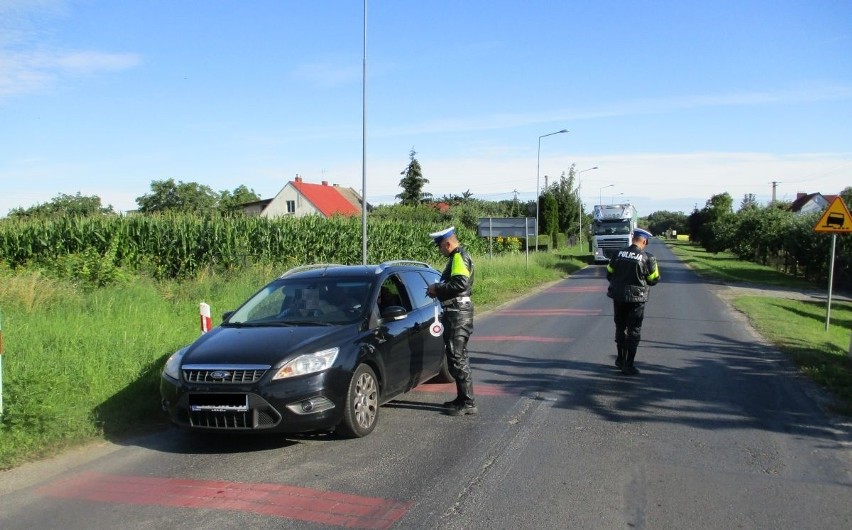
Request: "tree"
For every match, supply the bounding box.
[136,178,218,214]
[693,192,734,250]
[539,191,559,248]
[740,193,758,211]
[219,185,261,215]
[551,168,581,234]
[646,210,688,236]
[8,192,114,219]
[396,148,431,205]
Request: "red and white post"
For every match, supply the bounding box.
[200,302,212,335]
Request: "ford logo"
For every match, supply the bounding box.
[210,371,231,381]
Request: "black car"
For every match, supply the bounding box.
[160,261,452,438]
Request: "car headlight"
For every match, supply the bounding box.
[272,347,339,380]
[163,347,188,380]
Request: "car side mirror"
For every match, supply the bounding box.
[222,311,234,321]
[380,306,407,321]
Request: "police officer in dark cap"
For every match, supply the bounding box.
[606,227,660,375]
[426,226,477,415]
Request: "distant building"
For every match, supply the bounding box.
[789,192,838,215]
[243,175,363,219]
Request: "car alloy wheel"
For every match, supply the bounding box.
[337,363,379,438]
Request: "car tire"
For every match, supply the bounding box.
[429,354,455,384]
[336,364,379,438]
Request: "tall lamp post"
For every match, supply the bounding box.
[599,184,614,209]
[536,129,569,248]
[576,166,598,249]
[612,192,624,205]
[360,0,368,264]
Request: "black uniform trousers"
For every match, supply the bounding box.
[442,305,475,405]
[613,300,645,350]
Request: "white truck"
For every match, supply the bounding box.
[592,203,638,263]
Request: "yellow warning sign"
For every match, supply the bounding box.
[814,197,852,233]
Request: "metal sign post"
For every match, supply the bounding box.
[824,234,836,330]
[477,217,537,269]
[813,197,852,331]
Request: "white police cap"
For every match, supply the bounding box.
[429,226,455,244]
[633,227,653,240]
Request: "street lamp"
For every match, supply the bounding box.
[612,192,624,204]
[599,184,613,208]
[536,129,569,247]
[576,166,598,249]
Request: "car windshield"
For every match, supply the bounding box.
[594,219,632,235]
[225,277,373,326]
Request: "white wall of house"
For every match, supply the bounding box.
[260,183,319,218]
[798,195,829,215]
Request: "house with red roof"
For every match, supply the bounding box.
[789,192,838,215]
[246,175,363,218]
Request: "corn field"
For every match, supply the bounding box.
[0,214,487,279]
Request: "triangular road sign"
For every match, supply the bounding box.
[814,196,852,233]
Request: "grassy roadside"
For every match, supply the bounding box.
[666,239,852,414]
[0,250,586,470]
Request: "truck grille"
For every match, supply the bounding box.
[597,237,630,250]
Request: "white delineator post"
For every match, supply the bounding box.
[200,303,212,335]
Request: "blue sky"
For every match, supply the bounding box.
[1,0,850,218]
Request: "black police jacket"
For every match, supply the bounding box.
[606,244,660,303]
[434,246,475,302]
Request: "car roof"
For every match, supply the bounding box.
[278,261,438,280]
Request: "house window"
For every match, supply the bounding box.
[286,200,296,214]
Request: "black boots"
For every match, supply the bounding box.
[621,344,639,375]
[445,379,477,415]
[615,344,625,369]
[447,403,478,416]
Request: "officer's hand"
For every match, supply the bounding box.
[426,284,437,298]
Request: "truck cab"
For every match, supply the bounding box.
[592,204,638,263]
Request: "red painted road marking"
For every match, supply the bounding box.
[475,335,573,343]
[497,308,601,316]
[547,286,607,293]
[37,472,411,530]
[412,382,510,396]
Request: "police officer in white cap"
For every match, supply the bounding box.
[606,227,660,375]
[426,226,477,415]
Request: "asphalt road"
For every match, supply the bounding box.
[1,239,851,529]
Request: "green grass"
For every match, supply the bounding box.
[0,264,277,469]
[665,239,815,288]
[0,252,586,470]
[456,247,587,313]
[731,297,852,414]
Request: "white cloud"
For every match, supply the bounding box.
[369,84,852,139]
[0,49,141,98]
[346,150,852,216]
[0,0,141,100]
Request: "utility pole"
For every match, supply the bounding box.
[771,181,779,203]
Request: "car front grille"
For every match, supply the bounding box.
[189,406,281,430]
[182,365,270,384]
